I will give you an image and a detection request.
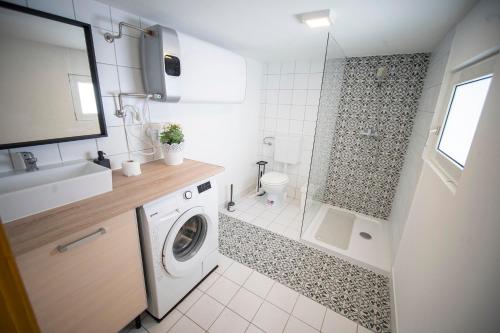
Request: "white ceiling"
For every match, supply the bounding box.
[99,0,477,61]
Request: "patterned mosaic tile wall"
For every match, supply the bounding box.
[219,213,392,332]
[324,54,429,219]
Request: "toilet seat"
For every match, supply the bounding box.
[261,172,289,185]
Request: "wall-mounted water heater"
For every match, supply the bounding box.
[141,25,246,103]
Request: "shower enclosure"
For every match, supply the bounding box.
[300,33,429,273]
[300,34,345,234]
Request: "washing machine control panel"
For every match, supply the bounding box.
[183,191,192,200]
[197,181,212,193]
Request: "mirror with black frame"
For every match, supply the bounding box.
[0,2,106,150]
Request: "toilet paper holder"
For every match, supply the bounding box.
[263,136,274,146]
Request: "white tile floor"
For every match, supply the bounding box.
[122,254,370,333]
[223,194,303,241]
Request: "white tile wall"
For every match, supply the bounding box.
[389,29,455,260]
[0,0,179,171]
[96,126,128,155]
[27,0,75,18]
[110,7,141,38]
[92,27,116,65]
[118,66,144,92]
[97,63,120,96]
[258,60,324,198]
[58,140,98,161]
[115,35,141,68]
[74,0,112,30]
[10,144,61,166]
[102,97,121,127]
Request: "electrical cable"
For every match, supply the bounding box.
[120,95,160,159]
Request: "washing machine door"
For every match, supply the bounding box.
[162,206,210,277]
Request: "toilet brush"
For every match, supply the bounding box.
[227,184,236,212]
[256,160,267,196]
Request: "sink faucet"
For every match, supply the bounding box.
[19,152,39,171]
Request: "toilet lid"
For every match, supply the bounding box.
[261,172,289,185]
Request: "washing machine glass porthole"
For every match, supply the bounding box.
[172,214,207,262]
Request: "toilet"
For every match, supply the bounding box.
[261,136,301,206]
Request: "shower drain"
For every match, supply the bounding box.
[359,232,372,240]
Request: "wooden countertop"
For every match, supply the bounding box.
[4,159,224,257]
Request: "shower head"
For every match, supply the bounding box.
[376,67,387,79]
[375,67,387,87]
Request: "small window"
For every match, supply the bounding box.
[428,54,496,185]
[69,74,98,121]
[437,75,492,168]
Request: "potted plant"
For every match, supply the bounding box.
[160,123,185,165]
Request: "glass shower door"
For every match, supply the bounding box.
[300,33,346,237]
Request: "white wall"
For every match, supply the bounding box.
[0,0,262,205]
[147,59,262,203]
[388,30,455,260]
[258,60,324,199]
[393,1,500,332]
[448,0,500,70]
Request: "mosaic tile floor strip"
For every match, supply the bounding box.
[218,213,391,333]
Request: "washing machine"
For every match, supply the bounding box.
[137,177,219,320]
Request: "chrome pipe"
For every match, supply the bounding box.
[115,92,162,118]
[104,22,153,43]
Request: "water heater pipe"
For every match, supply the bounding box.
[104,22,153,43]
[115,92,162,118]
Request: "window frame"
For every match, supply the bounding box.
[68,74,99,122]
[428,55,497,184]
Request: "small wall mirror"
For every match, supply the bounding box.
[0,2,106,150]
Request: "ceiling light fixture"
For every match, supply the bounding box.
[298,9,333,29]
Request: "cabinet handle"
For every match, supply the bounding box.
[56,228,106,253]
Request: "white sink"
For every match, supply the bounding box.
[0,160,112,223]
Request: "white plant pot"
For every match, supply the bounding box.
[162,142,184,165]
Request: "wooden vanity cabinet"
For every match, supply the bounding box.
[15,210,147,333]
